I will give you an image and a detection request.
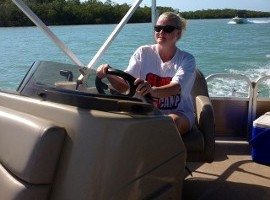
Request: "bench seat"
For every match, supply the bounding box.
[0,106,66,200]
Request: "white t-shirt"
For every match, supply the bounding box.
[125,44,196,126]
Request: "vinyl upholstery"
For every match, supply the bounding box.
[0,106,66,200]
[182,69,215,162]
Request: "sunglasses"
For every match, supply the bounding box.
[154,25,179,33]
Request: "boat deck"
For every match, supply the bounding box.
[183,138,270,200]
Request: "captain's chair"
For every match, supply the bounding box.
[182,68,215,162]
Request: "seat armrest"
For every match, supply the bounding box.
[196,96,214,127]
[195,95,215,162]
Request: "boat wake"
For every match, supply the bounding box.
[228,19,270,24]
[208,63,270,98]
[248,19,270,24]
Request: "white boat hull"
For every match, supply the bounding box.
[231,16,248,24]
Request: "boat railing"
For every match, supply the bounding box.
[206,73,253,98]
[206,73,254,137]
[206,73,270,138]
[252,75,270,122]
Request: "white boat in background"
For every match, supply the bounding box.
[1,0,270,199]
[231,15,248,24]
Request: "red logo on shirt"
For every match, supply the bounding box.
[146,73,181,110]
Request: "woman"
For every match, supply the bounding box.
[97,12,196,135]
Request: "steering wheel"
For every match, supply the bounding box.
[95,68,137,97]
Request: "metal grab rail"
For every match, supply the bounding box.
[206,73,254,136]
[252,75,270,122]
[12,0,84,68]
[206,73,270,137]
[206,73,253,98]
[78,0,144,84]
[12,0,148,84]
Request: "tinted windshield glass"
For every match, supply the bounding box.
[17,60,138,101]
[18,60,100,93]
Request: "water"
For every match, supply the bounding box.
[1,18,270,93]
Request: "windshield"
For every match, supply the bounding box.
[18,61,96,92]
[15,60,154,114]
[17,60,144,102]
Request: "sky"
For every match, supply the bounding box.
[98,0,270,12]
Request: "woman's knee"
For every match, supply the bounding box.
[169,113,190,135]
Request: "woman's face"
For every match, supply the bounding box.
[154,16,181,47]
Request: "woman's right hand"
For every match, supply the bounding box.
[96,64,111,78]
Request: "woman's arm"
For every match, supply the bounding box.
[134,79,181,98]
[96,64,129,93]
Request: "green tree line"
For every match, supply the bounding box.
[0,0,270,27]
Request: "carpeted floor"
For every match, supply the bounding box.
[182,140,270,200]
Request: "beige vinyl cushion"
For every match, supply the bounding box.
[0,164,50,200]
[0,106,66,184]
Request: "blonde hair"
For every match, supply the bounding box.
[159,12,187,31]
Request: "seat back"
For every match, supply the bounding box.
[191,69,210,104]
[0,106,66,200]
[182,68,215,162]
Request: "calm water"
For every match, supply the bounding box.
[1,18,270,91]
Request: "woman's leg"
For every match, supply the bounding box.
[169,113,190,135]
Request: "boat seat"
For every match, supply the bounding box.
[182,68,215,162]
[0,106,66,200]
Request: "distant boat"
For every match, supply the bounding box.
[231,15,248,24]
